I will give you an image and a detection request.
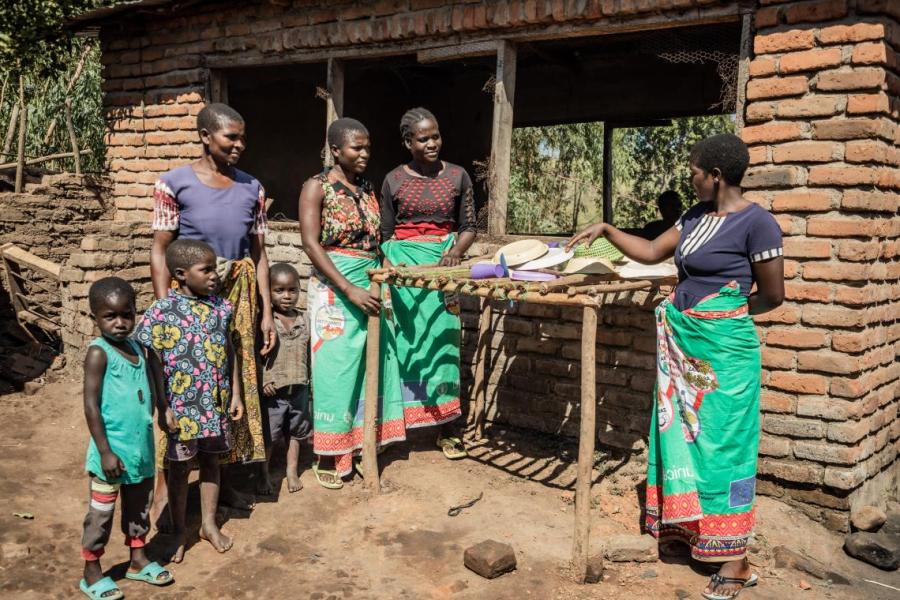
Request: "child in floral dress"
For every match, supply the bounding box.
[136,239,243,563]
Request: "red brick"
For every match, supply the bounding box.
[749,58,778,77]
[764,414,825,438]
[742,165,807,188]
[831,376,867,398]
[759,458,824,484]
[793,441,860,465]
[816,67,886,91]
[780,48,843,74]
[847,93,891,114]
[755,6,781,28]
[761,390,797,413]
[772,142,841,164]
[845,139,890,163]
[783,0,848,24]
[833,329,886,353]
[753,303,801,325]
[838,240,883,262]
[746,102,776,123]
[852,42,890,66]
[808,165,880,186]
[754,30,817,54]
[812,118,888,140]
[746,76,809,100]
[797,395,860,420]
[785,281,832,302]
[827,419,870,444]
[818,22,887,44]
[801,304,865,327]
[775,214,805,235]
[768,371,828,395]
[765,327,828,349]
[759,434,792,458]
[773,192,837,214]
[802,262,873,282]
[762,347,796,369]
[775,95,843,117]
[798,350,861,374]
[842,189,898,212]
[742,122,806,145]
[748,146,769,165]
[823,465,866,490]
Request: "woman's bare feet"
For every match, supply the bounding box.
[256,471,277,496]
[199,522,233,554]
[703,558,753,599]
[286,472,303,493]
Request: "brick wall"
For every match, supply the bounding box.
[75,0,900,529]
[98,0,729,221]
[0,175,113,322]
[742,0,899,528]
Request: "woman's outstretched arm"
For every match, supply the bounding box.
[566,222,680,265]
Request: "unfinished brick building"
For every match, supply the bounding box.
[8,0,891,530]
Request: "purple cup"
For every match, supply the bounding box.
[470,262,505,279]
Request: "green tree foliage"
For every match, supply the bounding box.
[0,2,107,173]
[508,115,736,234]
[613,114,736,228]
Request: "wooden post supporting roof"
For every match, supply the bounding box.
[488,41,516,236]
[324,58,344,168]
[208,69,228,104]
[602,124,613,224]
[572,305,598,581]
[734,12,753,132]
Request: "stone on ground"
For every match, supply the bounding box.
[843,532,900,570]
[0,543,29,560]
[584,555,604,584]
[604,534,659,562]
[882,509,900,535]
[463,539,516,579]
[772,545,850,585]
[23,381,42,396]
[851,505,886,532]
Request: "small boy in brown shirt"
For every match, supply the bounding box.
[259,263,310,494]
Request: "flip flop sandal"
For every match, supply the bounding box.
[701,572,759,600]
[312,462,343,490]
[125,561,174,586]
[437,436,468,460]
[79,576,124,600]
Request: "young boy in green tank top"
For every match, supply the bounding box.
[80,277,173,600]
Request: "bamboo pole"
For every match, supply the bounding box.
[64,98,81,175]
[572,305,598,582]
[471,298,492,438]
[15,76,26,193]
[0,149,90,171]
[361,281,381,493]
[43,44,90,146]
[3,102,18,160]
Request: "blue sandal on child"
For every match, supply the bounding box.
[125,561,173,585]
[79,576,123,600]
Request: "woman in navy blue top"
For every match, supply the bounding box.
[568,134,784,600]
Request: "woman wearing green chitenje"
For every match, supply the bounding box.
[380,108,476,459]
[567,134,784,600]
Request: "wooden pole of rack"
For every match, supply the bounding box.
[362,281,381,493]
[572,304,598,582]
[471,297,492,438]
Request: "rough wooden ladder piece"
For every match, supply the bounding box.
[472,297,492,438]
[0,243,62,339]
[362,281,381,493]
[572,305,598,582]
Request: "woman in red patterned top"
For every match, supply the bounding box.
[380,108,476,460]
[298,118,405,489]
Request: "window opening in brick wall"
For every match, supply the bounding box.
[508,22,741,236]
[227,63,327,222]
[341,54,496,218]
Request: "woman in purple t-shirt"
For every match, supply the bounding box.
[568,134,784,600]
[148,103,274,556]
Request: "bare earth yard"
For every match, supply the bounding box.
[1,382,898,599]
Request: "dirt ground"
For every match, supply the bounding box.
[1,382,899,599]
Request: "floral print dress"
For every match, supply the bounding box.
[135,289,234,460]
[316,173,380,253]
